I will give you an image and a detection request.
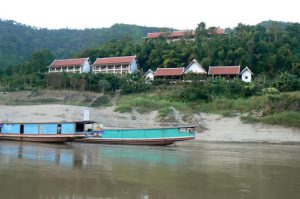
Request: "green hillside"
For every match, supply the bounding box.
[0,19,168,67]
[258,20,294,30]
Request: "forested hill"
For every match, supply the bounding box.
[258,20,294,30]
[0,19,167,67]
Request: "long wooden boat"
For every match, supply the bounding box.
[77,126,196,146]
[0,121,94,143]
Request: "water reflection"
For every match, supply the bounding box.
[0,141,74,167]
[0,141,300,199]
[0,141,182,169]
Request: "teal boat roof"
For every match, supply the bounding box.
[105,125,198,130]
[0,120,96,125]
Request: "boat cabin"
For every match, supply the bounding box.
[0,121,95,135]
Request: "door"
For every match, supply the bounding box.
[75,122,84,132]
[20,125,24,134]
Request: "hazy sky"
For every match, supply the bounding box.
[0,0,299,29]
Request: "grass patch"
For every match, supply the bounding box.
[263,93,300,115]
[193,96,268,114]
[116,94,170,113]
[114,105,132,113]
[158,107,174,118]
[261,111,300,128]
[240,114,260,124]
[9,98,62,105]
[219,110,238,117]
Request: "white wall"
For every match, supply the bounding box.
[130,60,138,73]
[145,72,154,81]
[241,70,252,82]
[82,60,91,73]
[185,62,206,74]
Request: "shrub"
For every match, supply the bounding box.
[178,82,210,102]
[263,93,300,115]
[262,87,279,95]
[276,72,300,92]
[121,80,151,94]
[91,95,110,107]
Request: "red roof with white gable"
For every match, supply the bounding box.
[208,66,240,75]
[93,56,136,66]
[154,67,185,77]
[49,58,88,68]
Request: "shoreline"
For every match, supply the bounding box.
[0,104,299,145]
[178,139,300,146]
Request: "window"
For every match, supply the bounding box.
[75,123,84,132]
[57,124,61,134]
[245,76,248,79]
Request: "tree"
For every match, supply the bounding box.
[98,79,111,93]
[22,49,54,74]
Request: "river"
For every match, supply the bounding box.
[0,141,300,199]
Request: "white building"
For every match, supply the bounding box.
[144,69,155,81]
[184,59,207,74]
[240,66,253,83]
[92,56,138,75]
[48,58,90,73]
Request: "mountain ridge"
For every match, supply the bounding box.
[0,19,170,67]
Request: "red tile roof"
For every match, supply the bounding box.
[208,66,240,75]
[215,28,225,34]
[208,28,226,35]
[154,67,185,77]
[93,56,136,65]
[147,32,163,39]
[49,58,88,68]
[171,31,186,37]
[147,30,195,39]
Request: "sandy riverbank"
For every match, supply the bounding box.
[0,104,299,144]
[195,113,300,144]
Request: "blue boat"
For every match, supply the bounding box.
[0,121,94,143]
[78,126,196,146]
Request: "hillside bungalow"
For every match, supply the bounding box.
[147,28,226,42]
[208,28,226,35]
[144,69,155,81]
[92,56,138,75]
[184,59,207,75]
[147,30,195,42]
[240,66,253,83]
[48,58,91,73]
[154,67,185,80]
[208,66,253,82]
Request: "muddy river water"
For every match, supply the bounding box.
[0,141,300,199]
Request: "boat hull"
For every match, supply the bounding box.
[0,134,85,143]
[77,136,194,146]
